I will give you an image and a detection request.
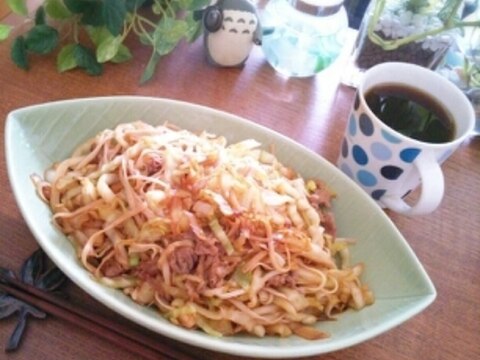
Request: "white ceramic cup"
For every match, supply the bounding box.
[337,62,475,215]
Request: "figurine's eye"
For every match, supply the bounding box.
[204,7,223,32]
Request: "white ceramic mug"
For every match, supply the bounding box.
[337,62,475,215]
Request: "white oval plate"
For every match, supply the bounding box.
[5,96,436,358]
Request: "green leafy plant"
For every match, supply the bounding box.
[460,25,480,88]
[0,0,210,83]
[462,56,480,88]
[368,0,480,51]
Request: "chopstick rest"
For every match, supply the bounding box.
[0,249,192,360]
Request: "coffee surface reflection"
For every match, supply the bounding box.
[365,84,456,143]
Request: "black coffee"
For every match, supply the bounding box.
[365,83,456,143]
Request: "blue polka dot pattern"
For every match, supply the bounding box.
[341,138,348,158]
[359,113,374,136]
[340,163,354,179]
[371,142,392,161]
[348,114,357,137]
[357,170,377,187]
[352,145,368,165]
[372,189,386,200]
[381,129,402,144]
[339,103,434,204]
[400,148,421,163]
[381,165,404,180]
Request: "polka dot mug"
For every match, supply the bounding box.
[337,62,475,215]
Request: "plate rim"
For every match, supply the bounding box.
[5,96,437,358]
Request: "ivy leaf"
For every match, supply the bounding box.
[187,0,211,10]
[81,2,105,26]
[44,0,73,19]
[161,19,189,44]
[143,17,190,82]
[153,17,188,55]
[0,24,13,41]
[7,0,28,16]
[138,32,153,46]
[87,26,126,63]
[140,51,160,84]
[111,44,132,63]
[184,12,202,43]
[11,36,28,70]
[63,0,90,13]
[156,41,177,56]
[74,44,103,76]
[57,44,77,72]
[96,35,122,63]
[177,0,192,9]
[103,0,127,36]
[25,25,59,54]
[86,26,111,46]
[177,0,210,10]
[64,0,104,25]
[35,6,46,25]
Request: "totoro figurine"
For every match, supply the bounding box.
[201,0,262,67]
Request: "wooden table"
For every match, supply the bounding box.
[1,9,479,360]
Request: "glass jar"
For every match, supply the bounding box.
[341,0,465,88]
[353,0,462,71]
[261,0,348,77]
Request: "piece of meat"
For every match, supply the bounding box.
[266,273,296,288]
[194,240,219,256]
[308,181,337,237]
[169,246,198,274]
[143,153,163,175]
[321,211,336,237]
[308,181,334,208]
[102,259,124,277]
[204,257,231,288]
[133,256,160,280]
[194,242,240,288]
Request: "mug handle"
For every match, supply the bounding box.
[381,151,444,216]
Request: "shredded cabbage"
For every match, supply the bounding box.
[32,121,374,340]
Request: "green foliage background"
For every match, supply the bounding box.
[1,0,210,83]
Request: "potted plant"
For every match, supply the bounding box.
[437,13,480,133]
[439,18,480,88]
[0,0,210,83]
[352,0,480,71]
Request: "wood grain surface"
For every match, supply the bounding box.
[0,8,479,360]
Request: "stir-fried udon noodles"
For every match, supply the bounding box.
[32,121,373,339]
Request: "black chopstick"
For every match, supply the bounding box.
[0,276,193,360]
